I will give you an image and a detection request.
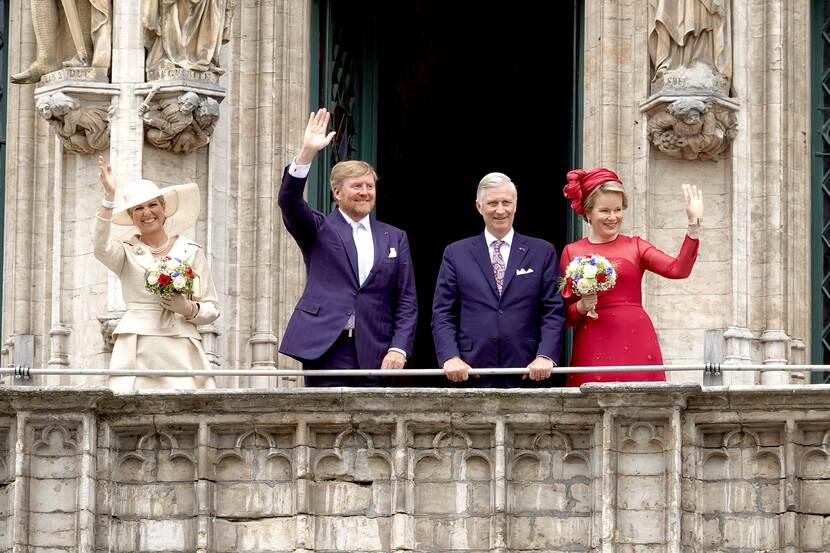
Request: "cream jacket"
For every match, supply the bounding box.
[94,216,220,338]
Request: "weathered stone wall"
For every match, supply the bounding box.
[0,384,829,552]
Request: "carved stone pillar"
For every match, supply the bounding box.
[722,326,755,385]
[760,329,791,385]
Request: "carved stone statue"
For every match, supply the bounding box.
[142,0,237,78]
[12,0,111,84]
[140,91,219,153]
[36,92,111,154]
[96,314,121,352]
[647,0,732,95]
[171,97,220,153]
[646,97,737,161]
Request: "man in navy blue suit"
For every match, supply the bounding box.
[278,109,417,386]
[432,172,565,387]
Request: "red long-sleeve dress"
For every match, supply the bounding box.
[559,234,699,387]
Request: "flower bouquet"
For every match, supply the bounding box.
[559,254,617,319]
[145,256,196,327]
[145,256,195,296]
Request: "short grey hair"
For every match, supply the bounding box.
[476,172,517,203]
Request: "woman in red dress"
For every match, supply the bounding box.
[560,168,703,386]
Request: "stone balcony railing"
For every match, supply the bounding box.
[0,383,829,552]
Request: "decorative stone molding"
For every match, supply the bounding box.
[0,385,828,551]
[33,81,118,154]
[641,94,739,161]
[136,83,225,153]
[96,313,122,352]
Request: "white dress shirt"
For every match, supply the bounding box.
[484,228,514,265]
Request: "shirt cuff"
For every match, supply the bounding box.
[288,160,311,179]
[388,347,407,358]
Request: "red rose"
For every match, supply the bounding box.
[186,267,194,279]
[158,273,171,286]
[597,272,607,283]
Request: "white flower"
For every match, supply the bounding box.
[576,278,594,295]
[173,275,187,291]
[583,265,598,278]
[147,273,158,285]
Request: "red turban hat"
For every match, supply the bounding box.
[563,168,622,215]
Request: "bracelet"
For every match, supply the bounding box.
[101,198,115,209]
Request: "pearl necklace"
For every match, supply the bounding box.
[141,236,173,256]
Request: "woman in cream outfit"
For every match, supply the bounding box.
[95,156,219,391]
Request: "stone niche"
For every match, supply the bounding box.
[0,384,828,552]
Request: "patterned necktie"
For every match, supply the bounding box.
[492,239,505,296]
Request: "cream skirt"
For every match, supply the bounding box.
[108,334,216,392]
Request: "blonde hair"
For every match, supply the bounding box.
[127,195,167,218]
[582,181,627,220]
[330,160,378,189]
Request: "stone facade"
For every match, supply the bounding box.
[0,384,827,551]
[0,1,816,385]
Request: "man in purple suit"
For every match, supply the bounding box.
[432,172,565,388]
[278,109,417,386]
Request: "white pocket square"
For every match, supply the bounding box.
[516,267,534,275]
[388,248,397,258]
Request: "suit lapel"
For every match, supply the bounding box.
[361,218,388,288]
[501,232,529,296]
[329,211,360,284]
[470,233,499,298]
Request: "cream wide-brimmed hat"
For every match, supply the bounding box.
[111,179,200,237]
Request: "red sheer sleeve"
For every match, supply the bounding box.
[560,244,586,327]
[637,234,699,279]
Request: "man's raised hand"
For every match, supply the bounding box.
[296,108,337,165]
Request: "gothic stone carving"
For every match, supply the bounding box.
[646,97,738,161]
[142,0,237,82]
[648,0,732,97]
[96,313,122,352]
[36,91,111,154]
[12,0,111,85]
[139,91,220,153]
[643,1,737,160]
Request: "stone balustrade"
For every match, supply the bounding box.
[0,383,829,552]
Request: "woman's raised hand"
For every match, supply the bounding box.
[683,183,703,225]
[98,156,116,200]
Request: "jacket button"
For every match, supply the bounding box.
[491,337,498,342]
[497,309,503,315]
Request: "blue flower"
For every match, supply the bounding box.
[589,258,596,266]
[573,274,580,281]
[606,267,613,275]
